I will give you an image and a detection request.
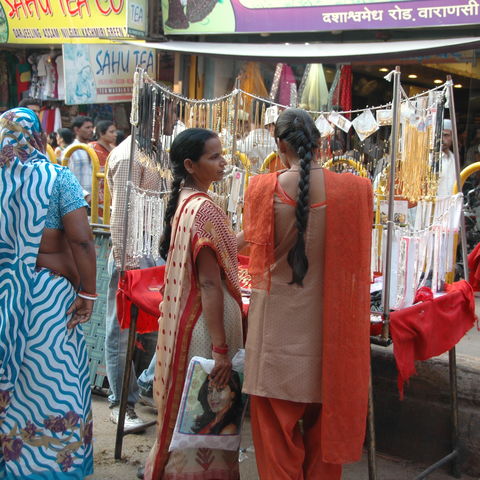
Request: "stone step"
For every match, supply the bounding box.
[372,345,480,476]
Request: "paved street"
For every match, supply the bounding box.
[87,298,480,479]
[89,394,477,480]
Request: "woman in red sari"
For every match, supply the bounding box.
[90,120,116,166]
[144,128,243,480]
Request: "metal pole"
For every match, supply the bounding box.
[382,66,401,339]
[231,78,240,166]
[114,306,137,459]
[446,76,462,478]
[446,75,469,282]
[448,347,461,478]
[114,68,142,459]
[414,450,459,479]
[367,355,377,480]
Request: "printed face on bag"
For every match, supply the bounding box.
[207,382,235,413]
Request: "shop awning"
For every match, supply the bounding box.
[126,36,480,62]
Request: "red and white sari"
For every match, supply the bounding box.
[144,192,243,480]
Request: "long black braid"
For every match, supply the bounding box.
[275,109,320,286]
[159,128,218,260]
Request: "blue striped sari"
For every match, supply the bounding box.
[0,108,93,479]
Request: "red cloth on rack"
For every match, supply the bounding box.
[117,257,252,334]
[468,242,480,291]
[390,280,476,398]
[117,265,165,334]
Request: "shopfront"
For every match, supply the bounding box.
[0,0,171,134]
[141,0,480,166]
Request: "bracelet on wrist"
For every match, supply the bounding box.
[78,291,98,301]
[211,344,229,355]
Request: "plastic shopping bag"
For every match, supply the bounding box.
[169,350,247,451]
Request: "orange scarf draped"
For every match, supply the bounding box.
[243,170,373,463]
[243,172,278,291]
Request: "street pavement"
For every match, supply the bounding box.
[88,299,480,479]
[89,395,477,479]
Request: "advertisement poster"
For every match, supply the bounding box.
[0,0,147,44]
[63,44,155,105]
[162,0,479,34]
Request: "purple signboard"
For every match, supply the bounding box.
[162,0,480,34]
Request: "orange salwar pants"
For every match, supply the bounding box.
[250,396,342,480]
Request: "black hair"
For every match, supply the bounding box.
[72,116,93,130]
[57,128,74,146]
[274,108,320,286]
[47,132,57,149]
[159,128,218,260]
[191,371,243,435]
[115,130,126,146]
[18,97,41,108]
[95,119,114,137]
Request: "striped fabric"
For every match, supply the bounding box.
[0,108,93,479]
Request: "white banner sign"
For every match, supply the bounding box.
[63,44,155,105]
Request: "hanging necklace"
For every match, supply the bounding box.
[286,166,323,173]
[182,186,208,193]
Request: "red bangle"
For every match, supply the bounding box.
[211,344,229,355]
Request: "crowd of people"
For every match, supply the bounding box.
[1,97,472,479]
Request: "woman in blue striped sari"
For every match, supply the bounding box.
[0,108,96,479]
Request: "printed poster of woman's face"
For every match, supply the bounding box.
[178,362,244,436]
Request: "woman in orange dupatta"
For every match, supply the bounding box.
[240,109,373,480]
[143,129,243,480]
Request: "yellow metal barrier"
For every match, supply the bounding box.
[446,161,480,282]
[236,151,252,190]
[62,144,110,226]
[46,144,57,164]
[453,162,480,195]
[103,159,111,226]
[259,151,279,173]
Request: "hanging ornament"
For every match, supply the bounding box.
[328,111,352,133]
[315,114,334,138]
[376,109,392,126]
[352,109,379,141]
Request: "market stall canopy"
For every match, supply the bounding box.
[126,37,480,62]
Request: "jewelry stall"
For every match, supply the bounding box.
[88,67,475,478]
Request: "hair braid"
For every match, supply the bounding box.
[287,134,314,286]
[275,108,320,286]
[159,174,184,260]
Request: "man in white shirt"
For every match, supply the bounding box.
[437,119,457,197]
[69,116,94,193]
[237,106,278,170]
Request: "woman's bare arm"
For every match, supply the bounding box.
[63,207,96,328]
[196,246,231,388]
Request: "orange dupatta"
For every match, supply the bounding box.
[243,169,373,463]
[144,193,241,479]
